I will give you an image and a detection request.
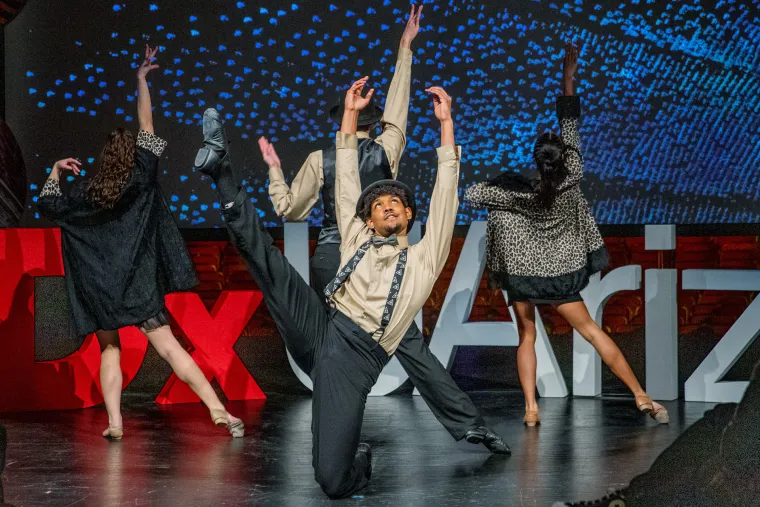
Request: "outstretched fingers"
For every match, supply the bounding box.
[349,76,370,92]
[408,4,423,27]
[426,86,450,102]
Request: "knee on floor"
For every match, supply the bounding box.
[314,467,351,499]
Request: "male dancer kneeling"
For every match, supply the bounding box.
[194,79,510,498]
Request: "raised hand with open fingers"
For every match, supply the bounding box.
[137,44,160,79]
[563,41,580,80]
[344,77,375,112]
[257,137,281,169]
[400,4,423,48]
[426,86,453,122]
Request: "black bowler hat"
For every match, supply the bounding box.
[329,96,384,126]
[356,179,417,229]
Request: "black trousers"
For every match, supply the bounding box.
[626,360,760,507]
[222,192,394,498]
[311,242,485,440]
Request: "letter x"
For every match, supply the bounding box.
[156,290,265,404]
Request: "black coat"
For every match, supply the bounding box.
[38,133,197,336]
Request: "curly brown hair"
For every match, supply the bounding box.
[87,128,135,209]
[358,184,409,221]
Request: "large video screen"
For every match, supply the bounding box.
[7,0,760,227]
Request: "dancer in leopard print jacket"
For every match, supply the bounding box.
[465,43,669,427]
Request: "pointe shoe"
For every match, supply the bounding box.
[102,426,123,440]
[210,409,245,438]
[635,394,669,424]
[523,409,541,427]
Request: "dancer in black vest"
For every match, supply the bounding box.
[194,81,510,498]
[260,5,500,451]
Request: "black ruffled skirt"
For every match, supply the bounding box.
[488,246,609,306]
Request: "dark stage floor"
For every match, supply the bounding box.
[0,392,713,506]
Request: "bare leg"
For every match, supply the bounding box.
[555,301,645,395]
[96,330,123,435]
[141,325,242,433]
[513,302,539,413]
[555,301,668,422]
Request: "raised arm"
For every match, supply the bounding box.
[374,4,422,177]
[557,42,583,191]
[136,45,159,134]
[259,137,322,221]
[465,181,522,211]
[417,87,460,274]
[37,158,82,222]
[335,78,374,246]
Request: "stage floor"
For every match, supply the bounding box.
[0,392,713,506]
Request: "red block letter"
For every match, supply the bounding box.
[156,290,265,404]
[0,229,148,412]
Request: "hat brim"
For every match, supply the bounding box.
[355,179,417,230]
[329,103,384,127]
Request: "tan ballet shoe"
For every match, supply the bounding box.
[210,409,229,427]
[523,409,541,427]
[227,416,245,438]
[102,426,123,440]
[635,394,670,424]
[210,409,245,438]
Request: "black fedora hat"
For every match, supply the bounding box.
[356,179,417,230]
[329,96,384,127]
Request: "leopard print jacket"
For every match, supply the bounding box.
[464,96,606,280]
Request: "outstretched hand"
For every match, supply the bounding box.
[400,4,423,49]
[344,77,375,112]
[137,44,160,79]
[258,137,281,169]
[563,41,580,81]
[426,87,452,122]
[53,158,82,176]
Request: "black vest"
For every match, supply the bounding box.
[318,138,392,245]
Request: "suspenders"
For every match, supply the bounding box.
[324,240,408,337]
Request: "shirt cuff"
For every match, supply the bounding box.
[336,132,358,150]
[436,145,461,163]
[40,178,62,197]
[268,166,285,184]
[397,47,413,61]
[556,96,581,119]
[137,130,168,157]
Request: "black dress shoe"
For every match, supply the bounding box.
[464,426,511,454]
[355,443,372,480]
[194,108,229,176]
[201,108,228,154]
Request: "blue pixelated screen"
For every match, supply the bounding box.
[7,0,760,227]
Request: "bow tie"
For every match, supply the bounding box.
[371,234,399,248]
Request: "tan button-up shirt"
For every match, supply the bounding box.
[267,47,413,221]
[330,132,461,354]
